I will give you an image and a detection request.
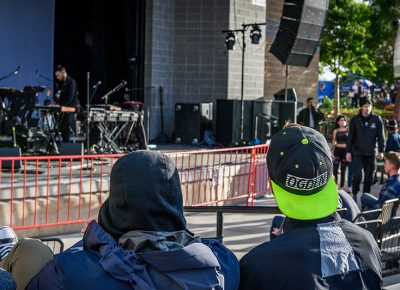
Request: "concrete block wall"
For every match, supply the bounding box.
[144,0,175,140]
[227,0,266,100]
[144,0,320,140]
[264,0,319,104]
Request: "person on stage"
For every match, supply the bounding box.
[54,65,78,142]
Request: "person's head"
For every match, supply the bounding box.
[387,119,398,134]
[55,65,67,82]
[334,115,347,129]
[306,97,314,108]
[266,124,338,221]
[384,152,400,176]
[359,98,372,117]
[98,151,187,240]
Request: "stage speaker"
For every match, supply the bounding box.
[253,100,279,143]
[60,142,84,155]
[216,99,254,146]
[0,147,22,170]
[174,103,213,144]
[270,0,329,67]
[272,101,298,129]
[253,99,299,141]
[273,88,298,101]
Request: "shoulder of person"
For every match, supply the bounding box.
[338,219,377,247]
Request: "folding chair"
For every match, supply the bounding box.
[377,217,400,273]
[355,219,382,240]
[39,237,65,254]
[353,209,382,223]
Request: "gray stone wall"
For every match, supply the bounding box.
[144,0,175,140]
[227,0,266,100]
[172,0,230,105]
[144,0,320,140]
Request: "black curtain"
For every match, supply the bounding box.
[54,0,146,105]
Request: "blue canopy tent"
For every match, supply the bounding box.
[340,77,373,91]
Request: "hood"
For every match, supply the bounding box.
[84,221,221,288]
[98,150,187,240]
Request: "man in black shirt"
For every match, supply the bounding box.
[346,98,385,200]
[54,65,78,142]
[297,97,324,130]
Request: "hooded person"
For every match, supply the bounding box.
[19,151,239,290]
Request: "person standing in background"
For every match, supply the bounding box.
[346,98,385,201]
[332,115,349,189]
[54,65,78,142]
[297,97,325,131]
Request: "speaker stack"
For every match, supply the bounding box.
[216,99,254,146]
[174,103,213,144]
[269,0,329,67]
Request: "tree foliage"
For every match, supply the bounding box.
[320,0,377,78]
[321,0,400,82]
[368,0,400,82]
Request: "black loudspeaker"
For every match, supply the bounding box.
[0,147,22,170]
[174,103,213,144]
[273,101,298,128]
[216,99,254,146]
[253,100,298,141]
[273,88,298,101]
[60,142,84,155]
[270,0,329,67]
[253,100,279,143]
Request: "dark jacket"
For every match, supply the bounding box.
[297,106,324,129]
[346,112,385,156]
[27,221,240,290]
[239,213,382,290]
[385,132,400,152]
[338,190,361,222]
[55,76,78,107]
[0,269,15,290]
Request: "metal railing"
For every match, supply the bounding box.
[0,144,270,231]
[184,205,280,238]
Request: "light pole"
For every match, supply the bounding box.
[223,22,267,143]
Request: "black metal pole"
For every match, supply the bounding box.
[240,26,246,141]
[216,211,224,238]
[86,72,90,153]
[284,64,289,102]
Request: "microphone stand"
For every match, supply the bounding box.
[89,82,101,104]
[86,72,90,154]
[101,80,127,106]
[0,66,21,84]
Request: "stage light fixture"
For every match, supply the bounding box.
[225,31,236,50]
[250,25,262,44]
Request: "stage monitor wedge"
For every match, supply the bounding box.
[0,147,22,170]
[269,0,329,67]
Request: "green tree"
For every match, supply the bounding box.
[320,0,376,114]
[368,0,400,83]
[368,0,400,120]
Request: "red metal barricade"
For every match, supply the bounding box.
[0,145,269,231]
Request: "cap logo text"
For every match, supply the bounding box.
[285,172,328,191]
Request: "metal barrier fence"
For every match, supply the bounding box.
[184,205,280,238]
[0,144,269,231]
